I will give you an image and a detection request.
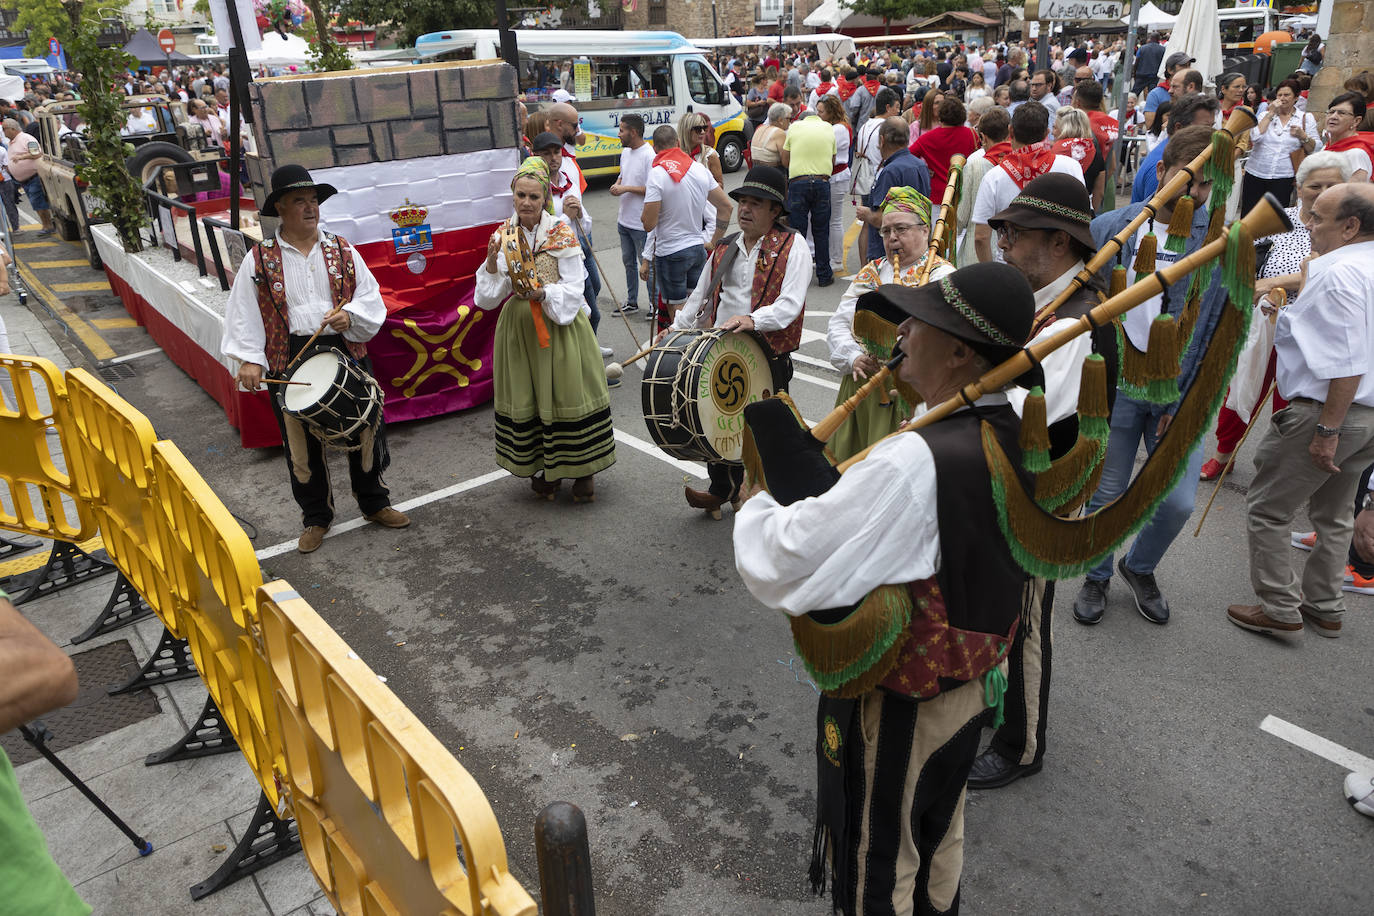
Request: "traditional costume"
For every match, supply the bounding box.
[736,262,1038,916]
[221,163,405,550]
[474,157,615,500]
[826,187,954,461]
[672,166,811,515]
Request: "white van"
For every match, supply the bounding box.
[414,29,750,178]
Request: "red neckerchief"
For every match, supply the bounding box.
[816,81,833,96]
[653,147,696,183]
[549,166,572,197]
[1052,137,1095,168]
[1324,133,1374,163]
[863,78,880,96]
[984,141,1014,164]
[999,140,1057,189]
[837,76,856,101]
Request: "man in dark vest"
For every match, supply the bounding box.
[221,164,410,554]
[659,164,812,518]
[735,261,1037,916]
[967,173,1118,789]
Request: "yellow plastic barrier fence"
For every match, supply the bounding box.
[0,355,97,541]
[63,368,184,635]
[257,580,538,916]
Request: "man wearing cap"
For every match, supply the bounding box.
[222,164,409,554]
[735,261,1036,916]
[661,165,810,517]
[967,173,1119,789]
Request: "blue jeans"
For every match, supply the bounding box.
[618,224,648,306]
[1084,392,1205,581]
[655,245,708,305]
[788,176,832,283]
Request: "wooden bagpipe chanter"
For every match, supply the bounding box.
[741,108,1289,697]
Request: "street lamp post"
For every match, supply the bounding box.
[711,0,718,40]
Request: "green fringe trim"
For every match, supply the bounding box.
[1206,131,1235,203]
[1223,222,1255,313]
[1164,231,1188,254]
[984,290,1255,580]
[1036,439,1105,514]
[794,587,912,693]
[1023,446,1051,473]
[1079,414,1110,444]
[984,667,1007,729]
[1144,376,1181,404]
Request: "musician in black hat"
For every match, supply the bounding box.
[661,164,811,518]
[222,163,409,555]
[966,172,1119,790]
[735,262,1036,916]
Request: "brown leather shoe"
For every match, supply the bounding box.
[1298,607,1342,638]
[684,485,726,520]
[571,476,595,503]
[1227,604,1302,635]
[530,475,560,501]
[297,525,329,553]
[364,506,411,528]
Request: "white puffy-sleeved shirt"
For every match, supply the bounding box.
[221,229,386,372]
[473,213,590,325]
[1274,239,1374,407]
[671,229,812,333]
[827,256,956,372]
[1003,261,1094,426]
[734,394,1009,615]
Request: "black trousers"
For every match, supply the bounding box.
[1241,172,1295,217]
[990,579,1053,767]
[1352,462,1374,578]
[269,334,391,529]
[706,350,794,500]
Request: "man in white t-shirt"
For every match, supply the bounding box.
[610,114,654,315]
[971,101,1084,263]
[640,125,733,325]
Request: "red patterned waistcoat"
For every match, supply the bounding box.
[254,232,365,373]
[706,226,805,356]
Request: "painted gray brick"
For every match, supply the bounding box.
[273,129,336,170]
[370,124,393,161]
[437,67,465,102]
[258,81,309,131]
[460,63,517,100]
[334,146,374,167]
[355,72,413,123]
[390,119,443,159]
[304,81,356,126]
[331,125,370,146]
[409,71,439,118]
[441,100,488,131]
[445,128,494,154]
[488,101,519,149]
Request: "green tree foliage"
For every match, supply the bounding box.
[843,0,970,33]
[68,14,146,253]
[302,0,353,71]
[14,0,74,58]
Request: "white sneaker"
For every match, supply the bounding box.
[600,346,614,359]
[1344,771,1374,818]
[1290,531,1316,551]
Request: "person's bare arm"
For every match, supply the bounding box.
[780,146,791,168]
[641,200,660,231]
[0,596,78,733]
[974,224,993,262]
[708,185,733,247]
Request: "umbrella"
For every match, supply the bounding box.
[123,28,193,64]
[1163,0,1223,86]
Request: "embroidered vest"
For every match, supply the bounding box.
[878,407,1031,700]
[254,233,364,373]
[706,227,805,356]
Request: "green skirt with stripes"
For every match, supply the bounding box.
[827,372,915,464]
[492,298,616,481]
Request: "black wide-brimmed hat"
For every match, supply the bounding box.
[730,165,788,208]
[857,262,1036,370]
[988,172,1096,252]
[260,164,337,217]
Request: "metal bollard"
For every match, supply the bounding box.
[535,801,596,916]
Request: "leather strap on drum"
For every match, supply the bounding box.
[502,221,551,349]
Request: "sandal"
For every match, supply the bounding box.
[571,476,595,503]
[530,475,560,501]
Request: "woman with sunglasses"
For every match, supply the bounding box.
[1321,91,1372,182]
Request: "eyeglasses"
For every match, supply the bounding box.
[995,223,1038,245]
[1329,108,1357,119]
[878,223,924,239]
[691,125,708,133]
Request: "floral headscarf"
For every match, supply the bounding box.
[879,186,932,225]
[512,156,554,214]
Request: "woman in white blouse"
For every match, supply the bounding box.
[817,95,853,277]
[475,157,615,502]
[1242,79,1318,215]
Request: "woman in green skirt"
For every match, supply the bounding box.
[824,186,955,462]
[476,157,615,501]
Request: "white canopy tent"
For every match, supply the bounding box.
[1163,0,1222,85]
[803,0,850,30]
[691,33,856,62]
[2,58,55,75]
[1123,2,1177,30]
[0,74,26,102]
[247,32,311,68]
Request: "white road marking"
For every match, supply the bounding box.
[791,351,837,371]
[106,347,163,365]
[794,370,840,391]
[1260,715,1374,775]
[801,328,826,345]
[254,468,510,560]
[613,428,705,477]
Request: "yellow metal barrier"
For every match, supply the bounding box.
[258,580,537,916]
[0,355,97,541]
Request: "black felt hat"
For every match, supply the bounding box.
[857,262,1037,373]
[261,164,337,218]
[729,165,788,208]
[988,172,1096,252]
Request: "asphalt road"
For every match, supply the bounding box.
[19,170,1374,915]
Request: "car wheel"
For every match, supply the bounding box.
[55,198,81,241]
[719,134,745,173]
[125,141,194,188]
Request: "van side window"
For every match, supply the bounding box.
[684,60,724,107]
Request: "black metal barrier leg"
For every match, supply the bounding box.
[190,791,299,901]
[0,532,42,559]
[145,694,238,766]
[107,625,198,696]
[71,572,156,644]
[3,539,114,605]
[536,801,596,916]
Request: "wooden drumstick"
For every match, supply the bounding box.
[261,379,312,386]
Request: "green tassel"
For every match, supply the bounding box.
[1164,194,1194,253]
[795,586,912,693]
[1223,222,1256,313]
[984,667,1007,729]
[1140,314,1182,405]
[1205,130,1235,203]
[1079,415,1110,444]
[1019,387,1052,473]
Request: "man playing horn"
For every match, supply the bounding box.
[659,165,811,519]
[825,186,954,461]
[735,262,1038,916]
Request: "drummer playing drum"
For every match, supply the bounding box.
[656,164,812,518]
[221,163,411,554]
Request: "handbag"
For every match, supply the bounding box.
[1288,113,1313,172]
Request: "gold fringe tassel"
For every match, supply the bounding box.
[789,584,914,697]
[1018,387,1052,473]
[1109,264,1127,298]
[1133,230,1157,278]
[1164,195,1194,253]
[1141,314,1183,404]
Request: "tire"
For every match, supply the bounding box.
[125,141,194,187]
[719,133,746,173]
[55,197,81,241]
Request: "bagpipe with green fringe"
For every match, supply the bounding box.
[741,189,1290,698]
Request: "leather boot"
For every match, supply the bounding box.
[685,486,727,520]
